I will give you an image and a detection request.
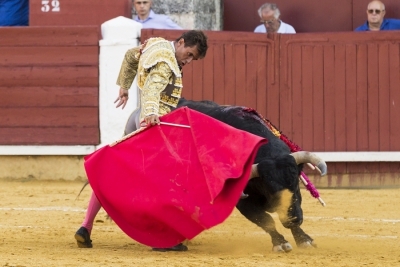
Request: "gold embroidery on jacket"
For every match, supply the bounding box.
[116,38,183,121]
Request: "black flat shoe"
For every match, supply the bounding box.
[152,243,188,252]
[74,227,93,248]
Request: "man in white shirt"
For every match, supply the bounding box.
[254,3,295,34]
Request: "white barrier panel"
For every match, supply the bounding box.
[0,146,95,155]
[314,152,400,162]
[98,16,142,149]
[0,146,399,161]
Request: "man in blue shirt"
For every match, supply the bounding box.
[0,0,29,26]
[355,0,400,31]
[133,0,182,29]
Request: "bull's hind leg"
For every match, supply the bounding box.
[236,199,293,252]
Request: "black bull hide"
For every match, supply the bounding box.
[176,98,324,252]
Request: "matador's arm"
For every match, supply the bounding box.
[116,46,141,90]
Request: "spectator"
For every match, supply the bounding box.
[0,0,29,26]
[254,3,295,34]
[133,0,182,29]
[355,0,400,31]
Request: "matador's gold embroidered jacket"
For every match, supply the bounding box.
[116,38,182,121]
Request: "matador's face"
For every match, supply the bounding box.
[174,38,200,68]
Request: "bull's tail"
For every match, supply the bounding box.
[75,180,90,200]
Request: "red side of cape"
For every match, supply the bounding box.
[84,107,267,247]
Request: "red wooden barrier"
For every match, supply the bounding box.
[0,26,399,186]
[141,30,400,153]
[279,31,400,186]
[29,0,131,27]
[0,26,99,145]
[279,31,400,152]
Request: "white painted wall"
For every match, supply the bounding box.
[98,16,142,148]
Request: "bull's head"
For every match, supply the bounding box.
[248,152,327,228]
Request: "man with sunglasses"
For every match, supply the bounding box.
[254,3,295,34]
[355,0,400,31]
[133,0,182,29]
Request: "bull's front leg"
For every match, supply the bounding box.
[236,199,293,253]
[278,191,316,249]
[278,214,316,249]
[291,226,317,248]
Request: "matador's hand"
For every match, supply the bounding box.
[144,114,160,126]
[114,88,129,109]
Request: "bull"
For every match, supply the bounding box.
[176,98,327,252]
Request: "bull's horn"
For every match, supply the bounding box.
[249,164,259,179]
[290,151,327,176]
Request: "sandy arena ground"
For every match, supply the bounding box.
[0,179,399,267]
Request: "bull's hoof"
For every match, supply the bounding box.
[298,241,316,249]
[281,242,293,252]
[272,242,292,253]
[272,245,284,253]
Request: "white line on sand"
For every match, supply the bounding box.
[303,216,400,224]
[0,207,103,213]
[0,207,398,223]
[0,224,396,240]
[208,230,398,239]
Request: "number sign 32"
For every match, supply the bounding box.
[41,0,60,12]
